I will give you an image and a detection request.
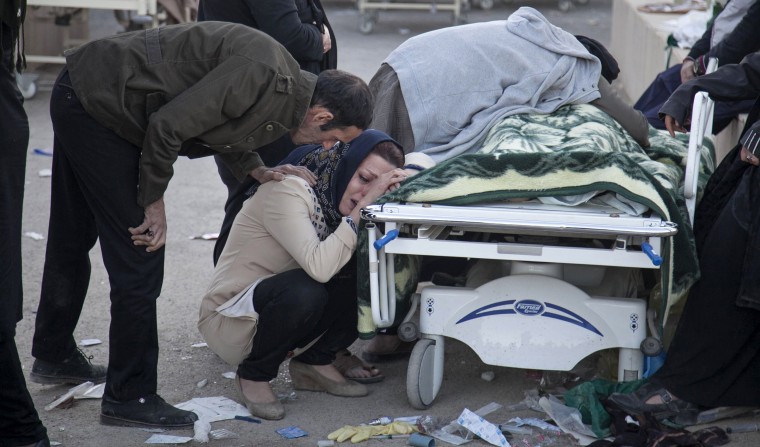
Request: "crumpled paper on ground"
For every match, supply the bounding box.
[456,408,510,447]
[45,382,104,410]
[175,396,251,423]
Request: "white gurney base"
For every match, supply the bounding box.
[407,274,645,409]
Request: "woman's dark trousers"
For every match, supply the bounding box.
[238,264,359,382]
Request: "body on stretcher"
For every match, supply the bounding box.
[363,201,676,409]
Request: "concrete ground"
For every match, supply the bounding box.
[15,0,760,446]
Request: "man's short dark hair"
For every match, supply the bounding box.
[311,70,373,131]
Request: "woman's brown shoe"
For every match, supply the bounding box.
[234,376,285,420]
[289,360,368,397]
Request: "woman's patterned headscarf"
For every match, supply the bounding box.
[247,129,402,233]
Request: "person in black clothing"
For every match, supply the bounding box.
[198,0,339,265]
[634,0,760,134]
[0,1,50,446]
[610,51,760,419]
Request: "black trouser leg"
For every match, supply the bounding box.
[0,21,48,447]
[0,330,49,447]
[33,70,163,401]
[653,177,760,407]
[297,259,359,365]
[0,21,29,334]
[238,269,329,381]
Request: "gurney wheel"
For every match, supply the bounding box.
[359,14,375,34]
[407,338,438,409]
[16,75,37,100]
[397,321,419,342]
[477,0,494,10]
[640,336,664,357]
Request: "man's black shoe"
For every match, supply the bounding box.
[30,348,107,385]
[101,394,198,428]
[19,438,51,447]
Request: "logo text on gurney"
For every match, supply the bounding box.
[514,300,544,316]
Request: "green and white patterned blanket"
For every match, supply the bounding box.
[357,104,715,338]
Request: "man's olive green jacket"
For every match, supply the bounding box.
[65,21,317,207]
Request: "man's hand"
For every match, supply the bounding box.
[680,59,696,84]
[129,197,166,252]
[741,146,760,166]
[249,165,316,186]
[322,27,332,54]
[664,114,688,137]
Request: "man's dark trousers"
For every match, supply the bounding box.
[32,69,164,402]
[0,20,48,447]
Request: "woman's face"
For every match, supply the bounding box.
[338,154,396,216]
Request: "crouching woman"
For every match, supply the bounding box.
[198,130,406,420]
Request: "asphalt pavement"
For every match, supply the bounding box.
[15,1,760,446]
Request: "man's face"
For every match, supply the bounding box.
[290,106,363,148]
[291,121,362,149]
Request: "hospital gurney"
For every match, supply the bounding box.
[362,87,715,409]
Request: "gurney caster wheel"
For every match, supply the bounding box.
[359,14,375,34]
[640,336,664,357]
[477,0,494,10]
[407,339,438,409]
[397,321,419,342]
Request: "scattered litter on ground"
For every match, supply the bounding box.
[503,417,560,434]
[144,434,192,444]
[505,389,543,412]
[175,396,250,423]
[428,402,503,445]
[317,440,335,447]
[457,408,509,447]
[38,169,52,177]
[191,342,208,348]
[329,421,417,442]
[221,371,236,379]
[196,379,208,388]
[481,371,495,382]
[193,419,212,443]
[24,232,44,240]
[368,416,393,425]
[189,233,219,240]
[276,425,309,439]
[234,415,261,424]
[408,432,435,446]
[33,148,53,156]
[538,395,596,445]
[726,422,760,433]
[398,28,410,35]
[140,428,166,433]
[210,429,239,440]
[45,382,104,410]
[49,442,61,446]
[79,338,102,346]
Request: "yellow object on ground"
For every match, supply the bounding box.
[328,421,418,443]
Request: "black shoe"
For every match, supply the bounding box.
[19,438,51,447]
[30,348,107,385]
[101,394,198,428]
[608,382,698,419]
